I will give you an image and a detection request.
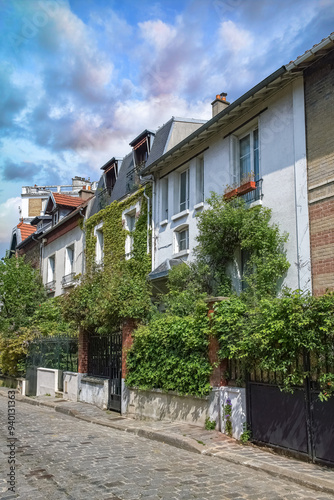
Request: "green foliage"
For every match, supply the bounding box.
[0,256,46,334]
[214,291,334,399]
[195,194,290,298]
[240,422,252,444]
[204,417,217,430]
[223,397,233,437]
[125,311,212,397]
[63,188,152,333]
[161,263,208,317]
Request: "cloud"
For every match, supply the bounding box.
[0,197,21,245]
[219,20,253,53]
[2,160,36,181]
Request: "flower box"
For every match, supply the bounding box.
[223,188,238,200]
[237,181,256,196]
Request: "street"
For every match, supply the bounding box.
[0,398,333,500]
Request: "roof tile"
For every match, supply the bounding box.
[53,193,83,208]
[17,222,36,242]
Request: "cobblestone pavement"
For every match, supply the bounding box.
[1,398,334,500]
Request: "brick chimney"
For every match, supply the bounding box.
[211,92,230,117]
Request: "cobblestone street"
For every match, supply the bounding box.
[1,398,334,500]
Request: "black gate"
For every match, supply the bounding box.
[88,330,122,412]
[247,363,334,467]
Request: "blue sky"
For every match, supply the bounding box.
[0,0,333,258]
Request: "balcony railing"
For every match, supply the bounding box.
[45,280,56,294]
[61,273,76,288]
[240,178,263,204]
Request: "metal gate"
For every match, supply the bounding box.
[247,366,334,466]
[88,330,122,412]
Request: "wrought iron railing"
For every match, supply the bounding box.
[45,280,56,293]
[240,178,263,204]
[61,273,75,287]
[26,336,78,372]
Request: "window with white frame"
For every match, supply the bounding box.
[231,126,259,185]
[65,245,74,276]
[196,157,204,204]
[94,223,104,265]
[179,169,189,212]
[47,255,55,283]
[125,210,136,259]
[161,177,168,221]
[174,225,189,255]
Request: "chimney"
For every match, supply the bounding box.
[78,189,94,201]
[211,92,230,117]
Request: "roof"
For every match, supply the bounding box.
[17,222,36,242]
[52,193,83,208]
[145,119,174,169]
[110,152,135,202]
[286,32,334,71]
[148,258,183,280]
[129,129,156,147]
[143,33,334,177]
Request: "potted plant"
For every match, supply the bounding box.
[237,172,256,196]
[223,183,238,200]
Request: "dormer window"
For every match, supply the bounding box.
[101,158,119,195]
[53,211,59,225]
[130,130,155,172]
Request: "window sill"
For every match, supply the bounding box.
[160,219,168,227]
[194,202,204,210]
[172,249,190,258]
[171,209,189,221]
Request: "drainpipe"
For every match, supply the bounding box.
[78,207,86,276]
[140,175,154,260]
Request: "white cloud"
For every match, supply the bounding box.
[219,20,253,54]
[139,20,177,50]
[0,197,21,244]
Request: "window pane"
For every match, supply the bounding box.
[240,135,251,181]
[196,159,204,203]
[180,171,187,211]
[253,129,259,180]
[179,229,189,251]
[161,178,168,219]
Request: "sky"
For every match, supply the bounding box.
[0,0,333,258]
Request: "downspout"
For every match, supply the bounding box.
[140,175,154,262]
[78,207,86,276]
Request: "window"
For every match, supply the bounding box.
[238,128,259,183]
[94,223,104,265]
[53,211,59,226]
[47,255,55,283]
[179,169,189,212]
[196,158,204,204]
[174,225,189,256]
[161,177,168,220]
[65,245,74,276]
[125,211,136,259]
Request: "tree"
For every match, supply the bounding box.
[0,256,46,375]
[194,194,290,298]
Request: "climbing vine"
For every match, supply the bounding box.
[62,186,152,333]
[194,193,290,298]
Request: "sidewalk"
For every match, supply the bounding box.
[1,387,334,496]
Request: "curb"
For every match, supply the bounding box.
[1,390,333,496]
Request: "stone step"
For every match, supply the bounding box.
[55,391,64,398]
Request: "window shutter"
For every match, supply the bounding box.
[230,135,238,185]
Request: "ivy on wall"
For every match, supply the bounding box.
[62,186,152,333]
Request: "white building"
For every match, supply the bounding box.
[144,72,311,293]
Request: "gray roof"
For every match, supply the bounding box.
[145,119,173,169]
[110,152,135,202]
[86,175,109,217]
[148,258,183,280]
